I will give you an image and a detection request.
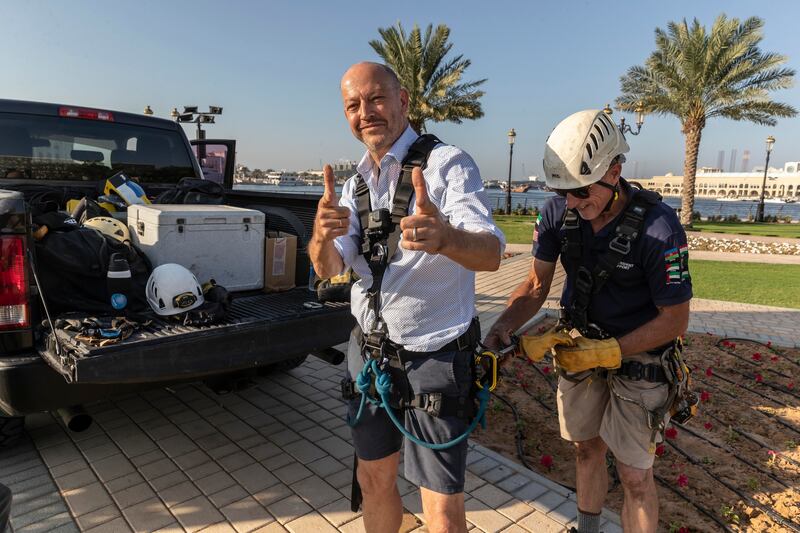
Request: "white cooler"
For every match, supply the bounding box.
[128,205,266,291]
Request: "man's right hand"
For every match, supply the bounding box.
[313,164,351,243]
[483,323,514,352]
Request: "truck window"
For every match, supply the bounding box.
[0,115,199,184]
[192,143,228,185]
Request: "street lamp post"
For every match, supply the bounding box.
[506,128,516,215]
[603,103,645,136]
[756,135,776,222]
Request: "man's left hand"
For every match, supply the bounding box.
[553,336,622,374]
[400,167,451,254]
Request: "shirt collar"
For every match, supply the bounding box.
[355,125,419,179]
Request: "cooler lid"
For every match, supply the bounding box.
[128,204,265,226]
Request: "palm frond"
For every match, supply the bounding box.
[371,22,485,131]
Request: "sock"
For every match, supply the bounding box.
[577,508,601,533]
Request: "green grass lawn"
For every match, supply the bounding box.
[494,215,537,244]
[495,216,800,242]
[690,221,800,238]
[690,260,800,309]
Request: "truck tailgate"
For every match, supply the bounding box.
[38,289,354,384]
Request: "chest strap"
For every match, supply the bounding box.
[355,133,442,333]
[561,185,661,331]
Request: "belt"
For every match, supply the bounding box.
[381,317,480,361]
[616,360,668,382]
[361,317,481,362]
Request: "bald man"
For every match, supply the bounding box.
[309,62,504,533]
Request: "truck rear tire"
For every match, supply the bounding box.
[0,416,24,448]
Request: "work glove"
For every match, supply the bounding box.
[519,326,576,362]
[553,336,622,373]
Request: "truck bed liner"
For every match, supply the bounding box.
[39,289,353,384]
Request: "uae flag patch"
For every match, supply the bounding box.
[665,245,690,284]
[533,213,542,242]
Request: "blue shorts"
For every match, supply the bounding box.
[345,333,474,494]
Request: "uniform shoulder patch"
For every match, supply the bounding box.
[665,245,691,284]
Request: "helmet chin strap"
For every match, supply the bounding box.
[593,180,619,213]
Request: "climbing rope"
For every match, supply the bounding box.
[346,358,491,450]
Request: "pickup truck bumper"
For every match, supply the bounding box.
[1,290,354,415]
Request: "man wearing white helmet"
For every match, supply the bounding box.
[485,110,692,533]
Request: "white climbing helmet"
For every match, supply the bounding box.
[543,109,629,190]
[146,264,204,316]
[82,216,131,244]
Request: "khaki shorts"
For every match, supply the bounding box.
[556,354,670,470]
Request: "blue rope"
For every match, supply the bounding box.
[346,358,491,449]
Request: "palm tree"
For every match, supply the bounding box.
[369,22,487,133]
[616,15,796,226]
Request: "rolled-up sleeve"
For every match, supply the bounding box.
[432,146,506,253]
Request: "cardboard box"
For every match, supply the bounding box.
[264,231,297,292]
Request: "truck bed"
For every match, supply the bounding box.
[39,289,353,384]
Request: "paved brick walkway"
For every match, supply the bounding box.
[5,250,796,532]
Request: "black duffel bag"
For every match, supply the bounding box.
[155,177,225,204]
[33,227,152,315]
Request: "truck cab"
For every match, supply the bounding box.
[0,99,353,446]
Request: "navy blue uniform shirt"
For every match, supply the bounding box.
[532,179,692,337]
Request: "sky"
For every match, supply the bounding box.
[2,0,799,180]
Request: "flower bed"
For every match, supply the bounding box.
[472,319,800,532]
[688,235,800,255]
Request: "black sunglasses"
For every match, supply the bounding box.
[550,185,592,199]
[550,181,616,199]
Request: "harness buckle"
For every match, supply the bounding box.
[419,393,442,418]
[609,236,631,254]
[341,378,358,400]
[364,331,387,359]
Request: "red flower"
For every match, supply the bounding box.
[704,422,713,430]
[541,366,551,375]
[729,342,737,349]
[752,352,762,361]
[665,427,678,440]
[705,367,713,377]
[655,444,666,457]
[755,373,763,383]
[771,356,779,362]
[679,527,690,533]
[540,454,554,469]
[721,340,729,347]
[788,382,795,390]
[677,474,689,488]
[700,390,711,402]
[766,341,772,348]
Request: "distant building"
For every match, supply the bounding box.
[642,162,800,199]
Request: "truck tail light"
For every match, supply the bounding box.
[58,106,114,122]
[0,236,30,330]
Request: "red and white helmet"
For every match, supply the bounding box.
[543,110,629,190]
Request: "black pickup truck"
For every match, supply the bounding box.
[0,99,353,445]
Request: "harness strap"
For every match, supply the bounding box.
[561,183,661,332]
[354,134,443,333]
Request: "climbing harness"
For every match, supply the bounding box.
[557,182,698,452]
[55,315,150,347]
[561,182,661,334]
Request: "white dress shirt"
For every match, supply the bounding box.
[333,126,505,351]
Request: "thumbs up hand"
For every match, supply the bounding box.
[313,164,351,242]
[400,167,451,254]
